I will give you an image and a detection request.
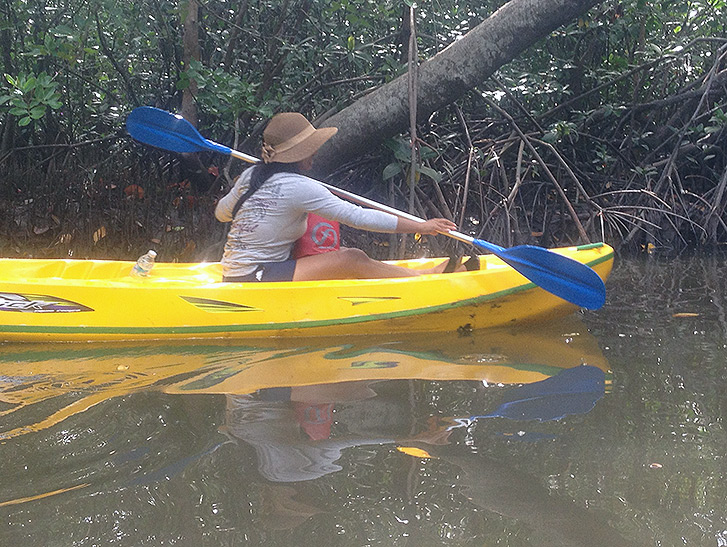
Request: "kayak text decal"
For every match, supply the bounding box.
[0,293,94,313]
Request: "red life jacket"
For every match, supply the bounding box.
[293,402,335,440]
[292,213,340,258]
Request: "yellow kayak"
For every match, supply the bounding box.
[0,243,613,342]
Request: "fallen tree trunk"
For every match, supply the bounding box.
[314,0,604,175]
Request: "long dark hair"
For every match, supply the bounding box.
[231,162,301,219]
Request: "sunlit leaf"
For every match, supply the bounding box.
[396,446,433,459]
[92,226,106,243]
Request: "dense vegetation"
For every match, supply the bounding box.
[1,0,726,260]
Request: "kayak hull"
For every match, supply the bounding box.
[0,243,613,342]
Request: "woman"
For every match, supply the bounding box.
[215,112,461,282]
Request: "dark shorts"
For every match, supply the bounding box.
[223,259,296,283]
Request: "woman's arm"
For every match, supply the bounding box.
[214,171,251,222]
[215,184,242,222]
[296,176,457,235]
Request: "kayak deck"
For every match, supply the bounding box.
[0,243,613,342]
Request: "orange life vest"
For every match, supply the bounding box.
[292,213,340,258]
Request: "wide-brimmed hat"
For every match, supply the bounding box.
[261,112,337,164]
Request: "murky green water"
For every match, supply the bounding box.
[1,253,726,546]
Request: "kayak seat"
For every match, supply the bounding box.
[443,255,481,273]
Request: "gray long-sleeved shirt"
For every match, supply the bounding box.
[215,168,398,278]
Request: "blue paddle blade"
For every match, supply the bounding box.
[126,107,232,156]
[472,239,606,310]
[471,365,605,422]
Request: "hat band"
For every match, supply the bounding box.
[262,125,317,163]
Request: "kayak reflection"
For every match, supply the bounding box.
[1,318,610,480]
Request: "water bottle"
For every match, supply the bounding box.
[130,250,157,277]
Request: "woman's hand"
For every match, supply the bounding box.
[395,216,458,235]
[413,217,458,235]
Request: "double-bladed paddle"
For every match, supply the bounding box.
[126,106,607,309]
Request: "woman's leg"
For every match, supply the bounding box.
[292,248,458,281]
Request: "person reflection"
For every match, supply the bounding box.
[221,380,451,483]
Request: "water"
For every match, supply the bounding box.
[1,253,726,546]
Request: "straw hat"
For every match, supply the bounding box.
[261,113,338,164]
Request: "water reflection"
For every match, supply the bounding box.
[0,316,618,545]
[223,364,606,483]
[423,447,636,547]
[0,317,609,442]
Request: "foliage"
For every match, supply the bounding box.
[382,137,442,183]
[0,0,726,258]
[0,72,62,127]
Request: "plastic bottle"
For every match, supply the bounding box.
[130,250,157,277]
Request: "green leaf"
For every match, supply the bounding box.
[30,105,46,119]
[51,24,76,39]
[384,138,412,162]
[419,145,438,160]
[382,163,403,180]
[418,165,442,183]
[18,116,32,126]
[20,77,36,93]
